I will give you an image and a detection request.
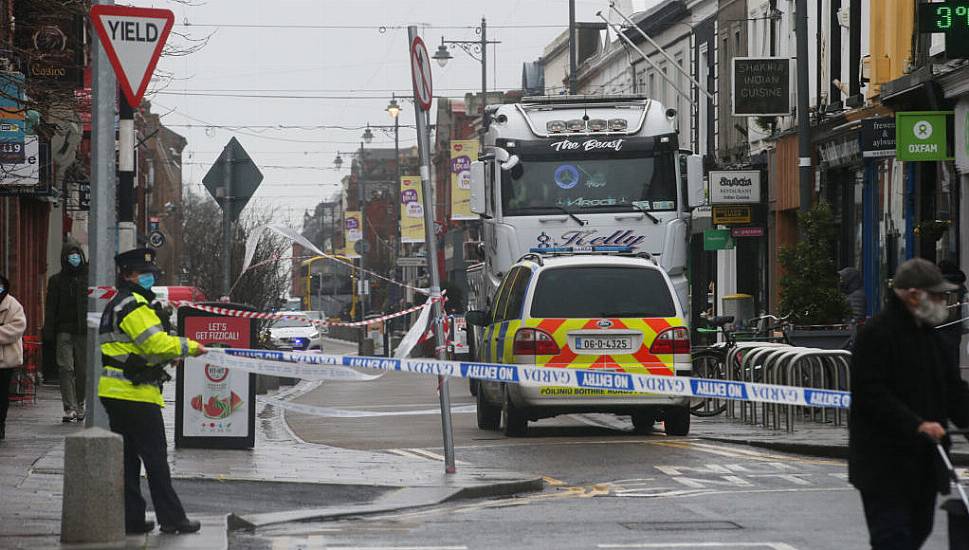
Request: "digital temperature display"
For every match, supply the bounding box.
[919,1,969,57]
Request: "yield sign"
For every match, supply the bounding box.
[410,36,433,111]
[90,5,174,108]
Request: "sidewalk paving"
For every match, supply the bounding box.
[691,410,969,464]
[0,376,541,550]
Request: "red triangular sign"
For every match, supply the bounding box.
[90,5,174,108]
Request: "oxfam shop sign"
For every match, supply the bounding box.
[896,111,954,161]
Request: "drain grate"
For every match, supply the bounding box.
[619,521,743,531]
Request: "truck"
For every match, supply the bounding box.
[466,95,703,335]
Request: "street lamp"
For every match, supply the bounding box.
[435,18,500,111]
[386,96,401,119]
[361,126,374,145]
[332,154,343,170]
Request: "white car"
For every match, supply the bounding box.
[269,314,322,351]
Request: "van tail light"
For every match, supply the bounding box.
[650,326,691,355]
[513,328,561,356]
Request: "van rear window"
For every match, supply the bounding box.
[530,267,676,318]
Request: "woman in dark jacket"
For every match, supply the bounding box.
[839,267,866,324]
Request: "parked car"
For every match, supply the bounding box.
[467,250,692,437]
[269,313,323,351]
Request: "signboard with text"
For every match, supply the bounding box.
[708,170,761,204]
[400,176,426,243]
[896,111,954,161]
[90,5,174,107]
[918,2,969,58]
[703,229,735,251]
[450,140,478,220]
[712,205,753,225]
[176,305,256,449]
[861,117,896,158]
[732,57,792,116]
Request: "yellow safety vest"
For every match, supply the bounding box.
[98,284,199,406]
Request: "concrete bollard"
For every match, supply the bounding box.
[61,427,125,545]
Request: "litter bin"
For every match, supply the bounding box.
[722,294,754,329]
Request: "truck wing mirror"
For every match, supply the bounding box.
[470,161,486,215]
[686,154,705,209]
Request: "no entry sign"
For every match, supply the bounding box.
[90,5,174,107]
[410,36,433,111]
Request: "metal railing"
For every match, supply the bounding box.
[725,343,851,432]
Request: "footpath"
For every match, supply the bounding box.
[0,357,541,549]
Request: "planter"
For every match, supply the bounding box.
[784,326,854,350]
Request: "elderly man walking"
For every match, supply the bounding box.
[850,258,969,549]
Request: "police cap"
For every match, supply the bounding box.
[115,247,161,274]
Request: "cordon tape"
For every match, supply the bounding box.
[190,348,852,410]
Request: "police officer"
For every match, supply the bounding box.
[99,248,207,535]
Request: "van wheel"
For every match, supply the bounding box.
[664,406,691,436]
[631,411,655,434]
[476,386,501,430]
[469,378,479,397]
[501,386,528,437]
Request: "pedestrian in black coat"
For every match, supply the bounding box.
[849,258,969,549]
[938,259,968,372]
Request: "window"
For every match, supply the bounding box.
[699,43,709,155]
[648,72,656,98]
[531,267,676,318]
[490,269,516,323]
[500,267,532,322]
[272,317,312,328]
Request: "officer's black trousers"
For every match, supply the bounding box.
[101,397,187,528]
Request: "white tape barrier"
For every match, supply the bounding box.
[258,396,476,418]
[197,349,851,410]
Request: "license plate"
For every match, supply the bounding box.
[573,336,633,352]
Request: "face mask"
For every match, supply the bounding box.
[912,291,949,326]
[137,273,155,291]
[67,253,81,268]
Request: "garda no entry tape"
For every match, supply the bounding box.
[195,349,851,410]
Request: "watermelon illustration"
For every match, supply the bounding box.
[191,395,202,411]
[229,391,243,412]
[202,396,223,418]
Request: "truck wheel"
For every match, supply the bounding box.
[476,386,501,430]
[631,411,655,434]
[664,406,691,436]
[469,378,479,397]
[501,386,528,437]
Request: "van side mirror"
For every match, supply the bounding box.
[465,310,490,327]
[470,161,486,215]
[686,154,705,209]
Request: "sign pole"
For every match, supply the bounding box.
[222,141,233,297]
[795,0,813,218]
[408,25,457,474]
[85,0,117,430]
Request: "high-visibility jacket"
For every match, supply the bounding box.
[98,283,200,406]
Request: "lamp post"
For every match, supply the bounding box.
[432,17,500,112]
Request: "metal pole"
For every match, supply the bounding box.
[85,0,117,429]
[569,0,577,94]
[409,25,456,474]
[481,17,487,108]
[795,0,812,217]
[222,142,233,296]
[117,93,135,252]
[358,142,367,324]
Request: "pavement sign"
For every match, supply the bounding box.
[90,5,174,108]
[176,304,257,449]
[410,36,433,111]
[203,137,264,222]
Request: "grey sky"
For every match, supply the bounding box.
[151,0,657,225]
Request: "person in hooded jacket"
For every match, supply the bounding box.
[43,238,89,422]
[839,266,867,324]
[0,273,27,440]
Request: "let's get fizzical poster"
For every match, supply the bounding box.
[182,317,251,437]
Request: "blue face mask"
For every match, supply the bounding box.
[137,273,155,290]
[67,253,81,268]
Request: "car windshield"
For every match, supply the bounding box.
[530,266,676,318]
[272,317,312,328]
[501,152,677,216]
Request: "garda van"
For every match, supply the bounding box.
[466,247,692,437]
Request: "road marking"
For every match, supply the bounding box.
[647,440,840,465]
[543,476,566,486]
[320,547,468,550]
[598,543,799,549]
[611,486,854,499]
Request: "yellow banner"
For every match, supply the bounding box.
[343,211,361,258]
[449,140,478,221]
[400,176,425,243]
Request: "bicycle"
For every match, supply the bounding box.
[689,313,794,417]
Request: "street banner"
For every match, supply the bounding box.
[0,72,25,163]
[176,305,257,449]
[400,175,426,243]
[450,140,478,220]
[343,211,362,259]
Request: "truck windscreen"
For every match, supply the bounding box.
[500,140,677,216]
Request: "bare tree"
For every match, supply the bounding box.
[180,190,289,314]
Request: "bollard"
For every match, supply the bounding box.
[61,427,125,545]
